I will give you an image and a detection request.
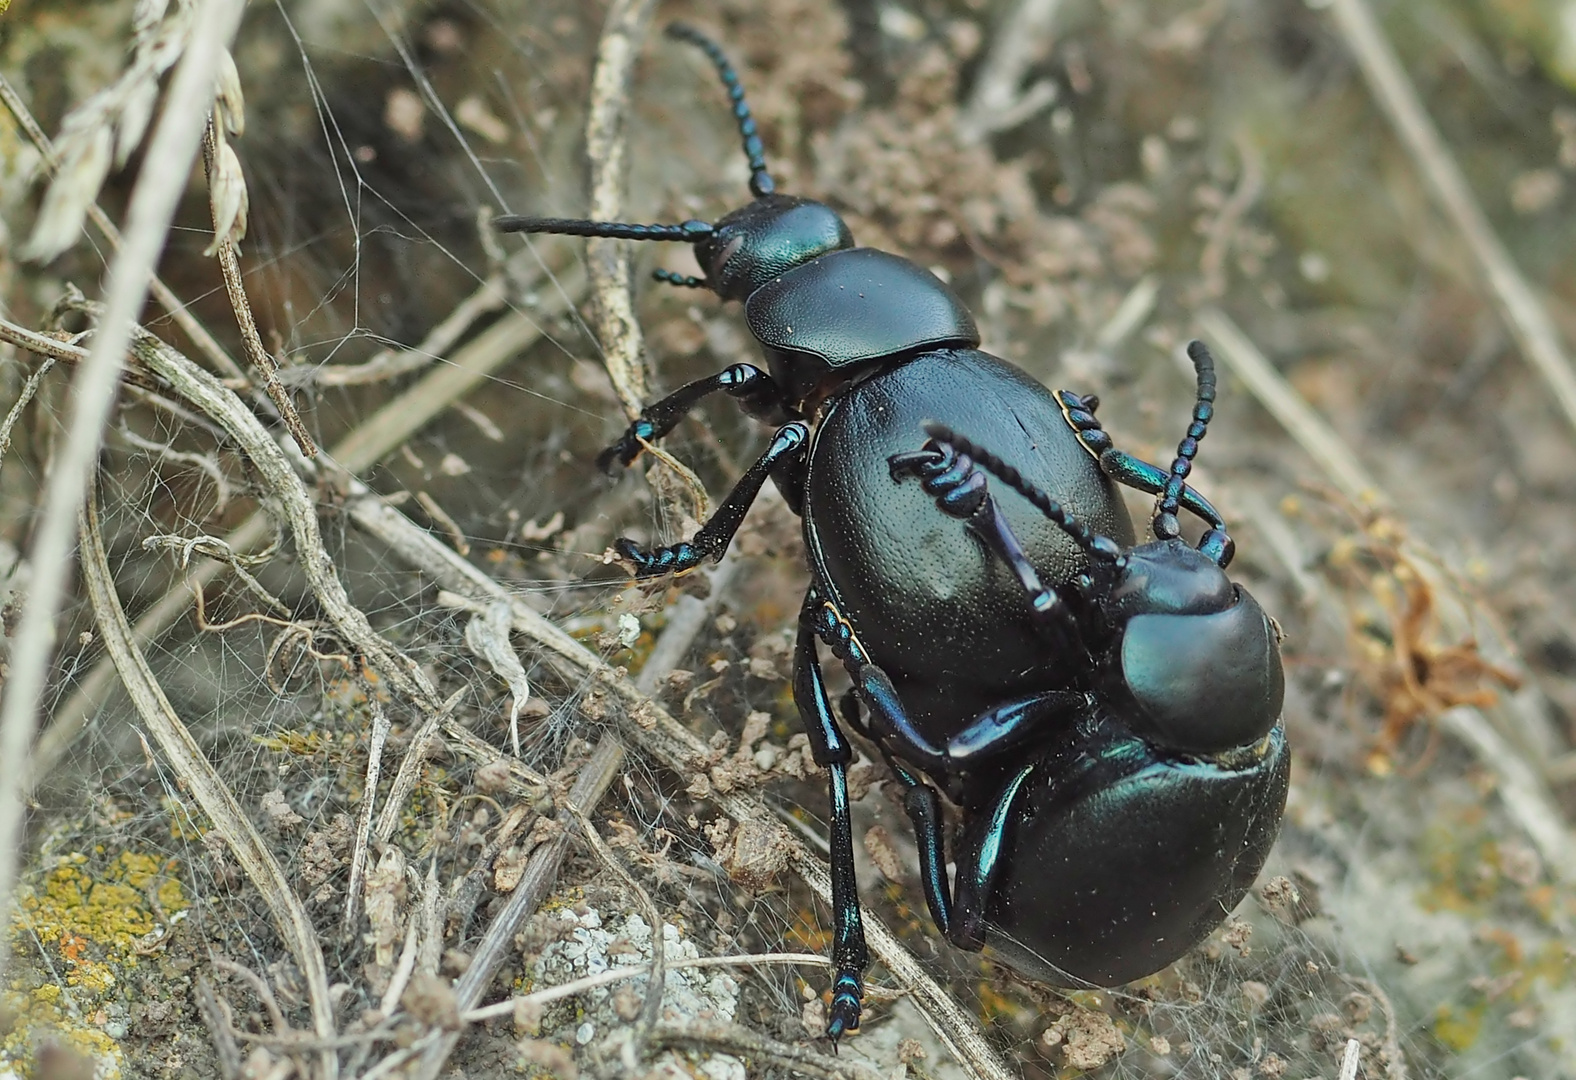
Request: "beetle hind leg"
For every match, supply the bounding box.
[792,590,870,1041]
[883,753,956,939]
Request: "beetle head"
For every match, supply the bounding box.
[1102,540,1284,755]
[695,195,855,301]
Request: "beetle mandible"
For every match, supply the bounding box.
[497,24,1288,1042]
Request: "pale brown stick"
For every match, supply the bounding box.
[0,0,246,982]
[584,0,658,414]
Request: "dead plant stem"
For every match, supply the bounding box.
[201,122,317,454]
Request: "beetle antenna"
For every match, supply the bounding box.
[666,23,776,198]
[1152,340,1217,541]
[652,268,710,288]
[923,424,1123,564]
[495,216,714,243]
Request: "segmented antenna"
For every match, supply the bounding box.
[494,216,713,242]
[1152,340,1218,542]
[666,23,776,198]
[923,423,1123,564]
[652,268,709,288]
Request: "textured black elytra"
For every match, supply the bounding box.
[496,25,1287,1042]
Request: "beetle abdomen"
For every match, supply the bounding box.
[976,722,1290,987]
[803,349,1135,710]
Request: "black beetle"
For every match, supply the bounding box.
[497,24,1288,1041]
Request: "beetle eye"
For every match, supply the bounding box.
[710,234,746,280]
[1119,588,1284,754]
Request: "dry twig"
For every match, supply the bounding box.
[652,1020,888,1080]
[459,951,832,1022]
[583,0,658,414]
[201,122,317,455]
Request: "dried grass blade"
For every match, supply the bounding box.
[1327,0,1576,442]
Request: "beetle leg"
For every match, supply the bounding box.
[882,752,955,938]
[792,592,869,1042]
[597,363,794,471]
[838,688,872,739]
[890,442,1086,652]
[1095,448,1234,565]
[806,593,950,774]
[950,764,1038,951]
[1057,386,1236,567]
[616,423,809,577]
[944,690,1090,766]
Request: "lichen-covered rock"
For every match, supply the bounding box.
[530,906,744,1080]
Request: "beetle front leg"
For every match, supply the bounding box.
[598,363,793,470]
[616,422,808,577]
[889,443,1086,655]
[793,593,869,1042]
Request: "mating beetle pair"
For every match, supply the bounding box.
[500,24,1288,1041]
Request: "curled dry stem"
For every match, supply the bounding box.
[201,122,315,454]
[78,479,338,1079]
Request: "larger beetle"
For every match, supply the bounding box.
[498,24,1288,1042]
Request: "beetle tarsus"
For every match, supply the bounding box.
[825,973,863,1042]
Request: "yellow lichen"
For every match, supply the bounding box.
[4,849,188,1079]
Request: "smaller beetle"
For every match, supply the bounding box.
[496,24,1287,1040]
[840,354,1289,990]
